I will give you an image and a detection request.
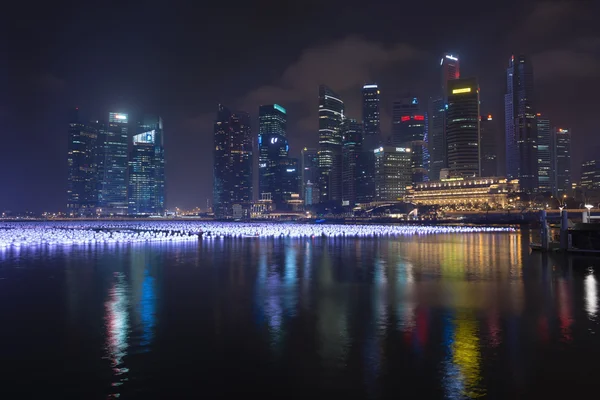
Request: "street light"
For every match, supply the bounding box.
[585,204,593,223]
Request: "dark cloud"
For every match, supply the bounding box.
[240,36,422,133]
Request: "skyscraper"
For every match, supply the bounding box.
[374,146,412,202]
[258,132,290,208]
[581,160,600,191]
[430,53,460,181]
[536,115,553,193]
[66,108,99,216]
[213,105,253,218]
[428,98,446,181]
[128,115,165,215]
[341,118,363,206]
[553,127,571,196]
[480,114,499,177]
[258,104,286,137]
[441,53,460,94]
[505,55,538,193]
[98,112,129,215]
[258,104,289,208]
[318,85,344,204]
[362,84,380,139]
[446,78,480,177]
[392,96,428,183]
[301,147,319,203]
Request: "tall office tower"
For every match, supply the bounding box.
[213,105,253,218]
[430,53,461,181]
[581,160,600,191]
[446,78,481,177]
[374,146,412,202]
[98,112,129,215]
[536,115,553,193]
[341,119,363,206]
[505,55,538,192]
[441,53,460,93]
[362,84,380,140]
[392,96,428,182]
[281,157,300,202]
[301,147,319,202]
[318,85,344,204]
[128,116,165,215]
[258,104,286,137]
[258,133,290,208]
[428,98,446,181]
[553,127,571,196]
[258,104,289,208]
[66,108,99,216]
[480,114,499,177]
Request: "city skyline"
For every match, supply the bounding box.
[3,1,599,211]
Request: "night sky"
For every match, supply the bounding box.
[2,0,599,212]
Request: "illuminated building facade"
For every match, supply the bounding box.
[553,127,571,196]
[128,116,165,215]
[480,114,498,177]
[362,84,380,138]
[258,133,290,208]
[407,177,520,208]
[446,78,480,177]
[318,85,344,204]
[213,105,253,218]
[98,112,129,215]
[258,104,289,208]
[342,119,363,206]
[281,158,300,204]
[505,55,538,193]
[429,98,446,181]
[430,53,460,181]
[374,146,412,202]
[581,160,600,191]
[66,108,99,216]
[392,96,429,183]
[536,115,553,193]
[301,147,319,202]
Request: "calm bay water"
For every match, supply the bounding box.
[1,230,599,399]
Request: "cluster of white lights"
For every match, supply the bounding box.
[0,222,513,247]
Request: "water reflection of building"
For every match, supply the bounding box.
[442,310,484,399]
[585,272,598,320]
[253,241,300,357]
[105,272,130,395]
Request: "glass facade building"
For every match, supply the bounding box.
[258,133,290,208]
[97,112,129,215]
[392,96,428,183]
[581,160,600,191]
[258,104,293,209]
[301,148,319,203]
[66,108,99,216]
[480,114,499,178]
[341,119,363,206]
[446,78,480,177]
[128,115,165,215]
[536,115,552,193]
[362,84,380,138]
[213,105,253,218]
[505,55,538,193]
[429,53,460,182]
[374,146,412,202]
[553,127,571,196]
[318,84,344,204]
